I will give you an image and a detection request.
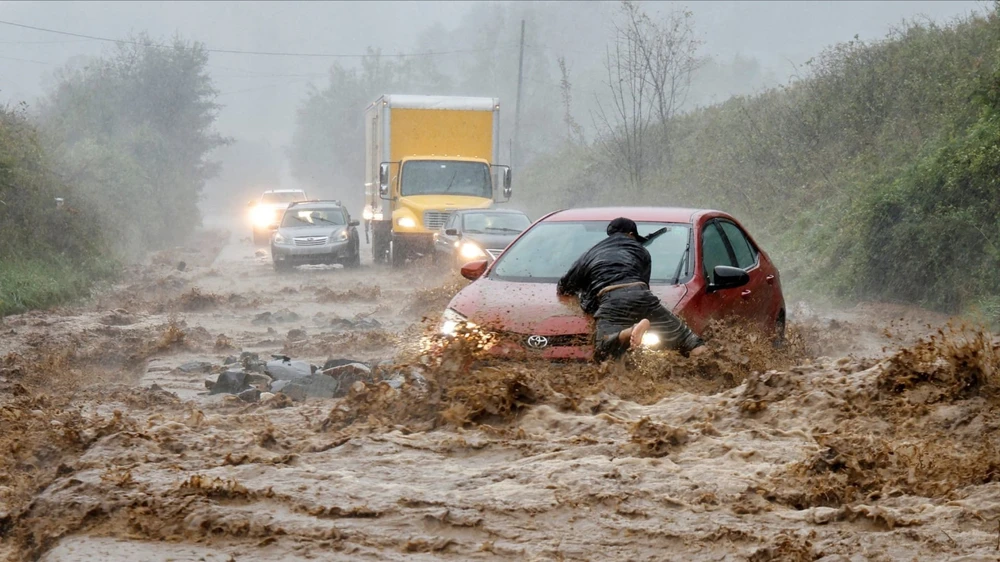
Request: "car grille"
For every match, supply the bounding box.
[423,210,451,230]
[293,236,327,247]
[492,331,590,349]
[485,249,503,260]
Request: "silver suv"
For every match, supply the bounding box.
[270,201,361,272]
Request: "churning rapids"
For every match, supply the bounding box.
[1,226,998,562]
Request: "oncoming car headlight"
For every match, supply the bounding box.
[459,241,486,260]
[251,206,275,228]
[397,216,417,228]
[439,308,470,336]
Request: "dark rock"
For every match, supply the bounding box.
[252,312,274,325]
[266,357,311,381]
[178,361,213,374]
[329,318,382,331]
[246,373,273,389]
[273,374,344,400]
[237,388,261,403]
[210,370,248,395]
[287,328,307,341]
[322,363,372,391]
[177,261,187,272]
[223,355,239,365]
[322,358,365,370]
[279,383,308,402]
[272,308,300,323]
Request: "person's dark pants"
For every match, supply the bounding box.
[593,286,703,362]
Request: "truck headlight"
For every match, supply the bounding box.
[362,208,374,221]
[440,308,473,336]
[397,216,417,228]
[641,332,660,348]
[459,241,486,260]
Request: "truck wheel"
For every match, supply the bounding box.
[372,234,386,264]
[389,239,406,269]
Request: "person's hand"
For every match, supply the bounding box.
[689,345,709,357]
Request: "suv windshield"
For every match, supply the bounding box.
[280,208,345,228]
[462,212,530,234]
[401,161,491,198]
[490,220,691,283]
[262,191,307,204]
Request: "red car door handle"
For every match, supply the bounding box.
[765,275,775,285]
[741,290,752,299]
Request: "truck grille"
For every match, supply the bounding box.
[423,211,452,230]
[293,236,327,247]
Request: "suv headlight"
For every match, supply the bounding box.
[332,229,349,242]
[273,232,287,244]
[439,308,472,336]
[459,241,486,260]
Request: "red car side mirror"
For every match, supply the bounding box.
[460,259,488,281]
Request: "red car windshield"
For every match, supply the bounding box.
[490,220,692,283]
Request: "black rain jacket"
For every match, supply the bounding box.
[556,233,651,315]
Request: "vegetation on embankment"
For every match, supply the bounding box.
[520,7,1000,318]
[0,36,224,317]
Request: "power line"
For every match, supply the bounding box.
[0,19,515,59]
[0,54,54,66]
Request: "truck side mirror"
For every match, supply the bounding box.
[503,167,512,189]
[379,162,389,197]
[503,185,513,200]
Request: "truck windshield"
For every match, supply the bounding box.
[401,161,492,198]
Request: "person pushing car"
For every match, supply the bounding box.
[557,217,707,361]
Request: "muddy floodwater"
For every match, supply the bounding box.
[2,225,1000,562]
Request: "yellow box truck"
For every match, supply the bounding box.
[362,95,512,267]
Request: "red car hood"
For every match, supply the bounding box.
[448,278,688,336]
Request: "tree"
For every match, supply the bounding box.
[593,1,701,189]
[558,57,585,146]
[39,34,225,254]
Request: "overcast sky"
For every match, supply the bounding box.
[0,0,987,179]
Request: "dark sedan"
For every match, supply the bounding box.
[434,209,532,266]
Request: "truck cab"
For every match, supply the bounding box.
[363,95,512,268]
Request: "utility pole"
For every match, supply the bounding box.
[513,19,525,172]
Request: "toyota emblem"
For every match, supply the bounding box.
[526,335,549,349]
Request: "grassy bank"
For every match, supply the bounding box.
[519,7,1000,318]
[0,257,118,317]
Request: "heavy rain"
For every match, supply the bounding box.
[1,1,999,560]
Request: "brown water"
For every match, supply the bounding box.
[1,226,996,562]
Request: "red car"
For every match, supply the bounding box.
[440,207,785,360]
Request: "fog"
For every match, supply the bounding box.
[0,0,984,213]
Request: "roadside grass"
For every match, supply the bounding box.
[0,256,118,317]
